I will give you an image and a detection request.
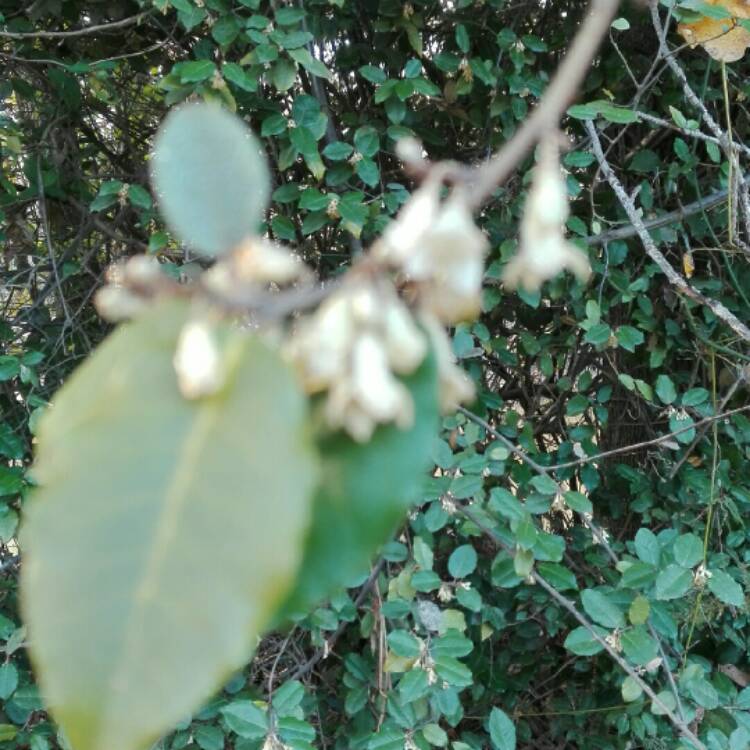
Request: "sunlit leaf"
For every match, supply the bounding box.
[150,104,270,256]
[21,300,318,750]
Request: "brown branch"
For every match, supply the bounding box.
[289,557,386,681]
[466,0,621,209]
[583,190,728,246]
[585,119,750,343]
[0,11,152,39]
[460,403,750,472]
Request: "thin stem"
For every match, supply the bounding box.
[721,62,735,244]
[0,11,152,39]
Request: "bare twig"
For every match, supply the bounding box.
[585,119,750,343]
[0,11,152,39]
[459,403,750,472]
[290,558,386,681]
[461,507,706,750]
[584,190,728,246]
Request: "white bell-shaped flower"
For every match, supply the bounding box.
[374,180,488,324]
[286,279,428,441]
[204,237,310,299]
[504,136,591,291]
[415,196,488,322]
[285,291,355,393]
[173,319,223,400]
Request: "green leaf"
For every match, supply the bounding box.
[276,7,306,25]
[655,564,693,600]
[581,589,625,629]
[620,562,657,590]
[629,595,650,625]
[537,562,578,591]
[356,158,380,187]
[621,676,642,702]
[455,24,470,54]
[488,707,515,750]
[448,545,478,578]
[127,184,152,211]
[194,725,224,750]
[178,60,216,83]
[688,678,719,709]
[564,626,607,655]
[221,701,267,739]
[634,528,660,566]
[21,300,318,750]
[655,375,677,405]
[0,356,20,381]
[616,325,644,352]
[584,323,611,347]
[323,141,354,161]
[261,113,288,137]
[359,65,387,84]
[567,102,602,120]
[651,690,676,716]
[150,104,270,256]
[354,126,380,158]
[621,626,658,665]
[279,353,438,616]
[270,58,297,91]
[388,630,421,658]
[564,491,592,514]
[0,663,18,700]
[223,63,257,92]
[598,102,639,124]
[434,654,472,687]
[399,669,430,702]
[422,723,448,747]
[673,534,703,568]
[707,569,744,607]
[273,680,305,716]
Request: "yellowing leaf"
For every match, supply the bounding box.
[21,300,318,750]
[678,1,750,61]
[683,252,695,278]
[384,652,418,673]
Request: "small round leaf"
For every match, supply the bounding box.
[150,104,270,256]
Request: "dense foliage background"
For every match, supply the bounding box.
[2,1,750,748]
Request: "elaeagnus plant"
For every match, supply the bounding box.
[17,2,613,743]
[14,2,750,750]
[18,101,488,750]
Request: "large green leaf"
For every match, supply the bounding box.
[279,353,439,616]
[150,104,270,256]
[21,300,318,750]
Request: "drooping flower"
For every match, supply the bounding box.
[285,279,427,441]
[173,318,223,400]
[373,178,489,324]
[203,237,309,300]
[503,135,591,291]
[94,255,167,321]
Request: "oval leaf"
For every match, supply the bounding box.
[279,353,438,616]
[150,104,270,256]
[21,300,318,750]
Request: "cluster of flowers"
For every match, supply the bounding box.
[96,133,589,443]
[287,173,487,441]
